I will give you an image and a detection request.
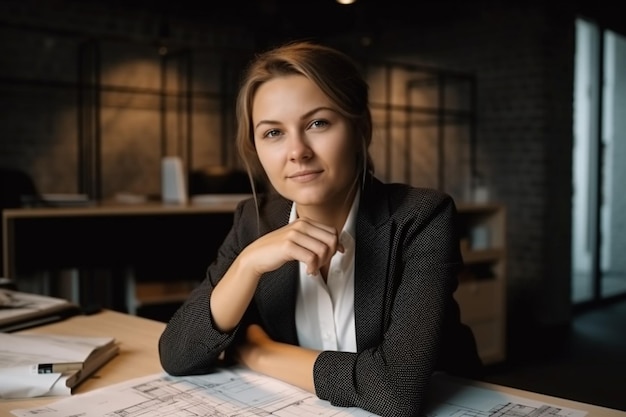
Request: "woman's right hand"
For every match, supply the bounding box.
[210,217,343,332]
[241,217,344,277]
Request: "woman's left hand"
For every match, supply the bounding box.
[233,324,319,393]
[234,324,272,371]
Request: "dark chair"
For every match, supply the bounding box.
[0,167,40,276]
[0,167,40,208]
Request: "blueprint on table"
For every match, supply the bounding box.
[10,367,587,417]
[10,367,378,417]
[423,373,587,417]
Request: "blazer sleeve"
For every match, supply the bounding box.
[158,199,255,376]
[312,190,472,417]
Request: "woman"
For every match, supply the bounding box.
[158,40,482,417]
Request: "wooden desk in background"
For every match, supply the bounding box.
[0,310,624,416]
[1,199,242,312]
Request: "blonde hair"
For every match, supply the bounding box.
[235,40,374,193]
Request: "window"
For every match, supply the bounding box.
[572,18,626,304]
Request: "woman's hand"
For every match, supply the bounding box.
[234,324,319,393]
[234,324,272,371]
[242,217,344,277]
[211,217,343,334]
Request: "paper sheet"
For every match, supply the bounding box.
[0,333,115,399]
[0,290,71,322]
[10,367,588,417]
[0,366,62,398]
[424,373,588,417]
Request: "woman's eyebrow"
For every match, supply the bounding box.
[254,107,337,130]
[254,119,280,130]
[300,106,338,120]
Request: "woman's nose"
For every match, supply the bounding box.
[288,134,312,162]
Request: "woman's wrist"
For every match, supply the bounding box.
[210,254,262,332]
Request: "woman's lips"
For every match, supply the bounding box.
[287,170,323,183]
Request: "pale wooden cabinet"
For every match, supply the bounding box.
[455,203,507,365]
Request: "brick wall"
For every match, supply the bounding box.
[0,0,254,198]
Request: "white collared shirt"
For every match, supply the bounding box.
[291,192,359,353]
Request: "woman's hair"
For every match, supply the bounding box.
[235,40,374,192]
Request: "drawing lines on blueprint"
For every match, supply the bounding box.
[489,402,584,417]
[425,401,586,417]
[102,370,374,417]
[11,370,585,417]
[423,374,587,417]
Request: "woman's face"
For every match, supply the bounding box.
[252,75,358,208]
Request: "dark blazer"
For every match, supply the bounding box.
[159,175,482,417]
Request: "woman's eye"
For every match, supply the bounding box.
[264,129,281,138]
[310,119,329,129]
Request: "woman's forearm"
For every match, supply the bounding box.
[258,341,318,393]
[210,253,261,332]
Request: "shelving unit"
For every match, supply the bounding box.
[126,278,200,316]
[455,203,507,365]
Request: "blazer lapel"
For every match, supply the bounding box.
[354,177,392,350]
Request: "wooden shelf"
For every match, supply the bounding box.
[456,204,507,365]
[126,279,199,313]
